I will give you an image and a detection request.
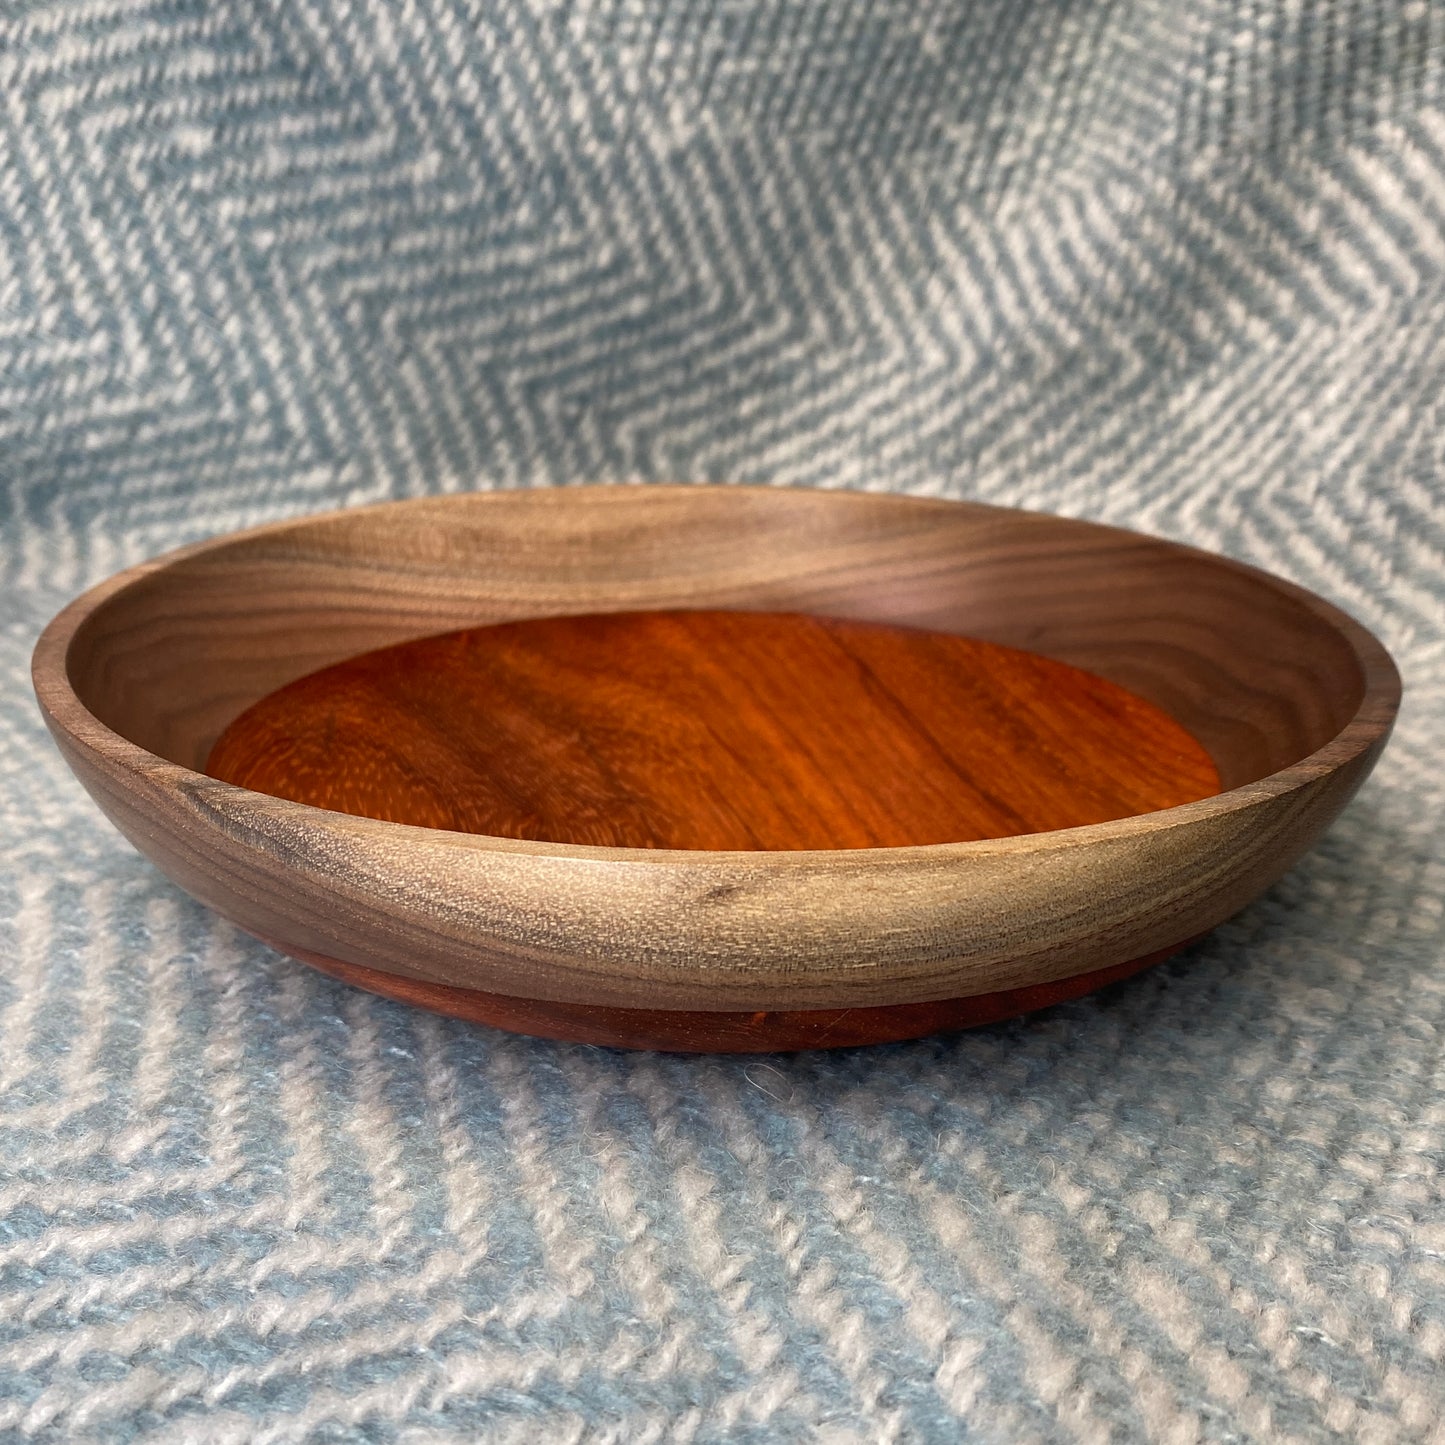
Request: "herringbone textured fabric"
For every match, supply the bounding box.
[3,1,1444,1440]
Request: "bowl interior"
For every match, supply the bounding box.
[62,486,1374,799]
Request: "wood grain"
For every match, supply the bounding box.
[32,485,1400,1048]
[205,610,1221,851]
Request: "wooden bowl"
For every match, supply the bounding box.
[32,485,1399,1052]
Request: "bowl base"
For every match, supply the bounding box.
[264,936,1198,1052]
[206,609,1221,851]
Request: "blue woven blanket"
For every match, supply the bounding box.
[3,1,1443,1439]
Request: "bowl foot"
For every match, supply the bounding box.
[262,938,1197,1052]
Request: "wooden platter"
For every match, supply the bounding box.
[32,485,1400,1051]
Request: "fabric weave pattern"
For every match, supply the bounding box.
[2,1,1444,1440]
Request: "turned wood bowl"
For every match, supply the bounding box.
[32,485,1399,1052]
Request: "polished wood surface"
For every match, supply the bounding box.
[206,610,1221,851]
[33,485,1400,1048]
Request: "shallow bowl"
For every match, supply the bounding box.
[32,485,1400,1051]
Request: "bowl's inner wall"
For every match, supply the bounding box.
[65,488,1367,791]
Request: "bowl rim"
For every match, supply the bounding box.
[31,483,1403,867]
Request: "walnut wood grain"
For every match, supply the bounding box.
[205,610,1221,851]
[32,485,1400,1049]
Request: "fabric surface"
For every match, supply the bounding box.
[3,1,1445,1439]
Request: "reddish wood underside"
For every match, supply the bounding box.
[206,609,1221,850]
[275,937,1197,1052]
